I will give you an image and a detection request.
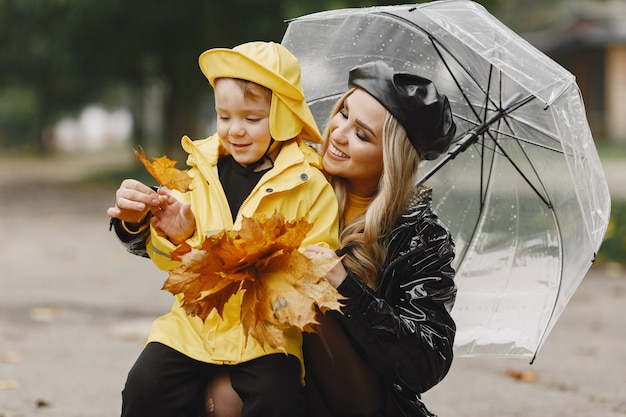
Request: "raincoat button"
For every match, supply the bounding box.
[300,173,308,181]
[265,188,274,193]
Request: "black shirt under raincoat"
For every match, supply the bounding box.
[335,188,457,417]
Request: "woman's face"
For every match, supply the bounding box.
[215,78,272,167]
[322,89,385,197]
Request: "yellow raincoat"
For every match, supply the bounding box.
[145,134,339,373]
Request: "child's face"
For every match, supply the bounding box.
[215,78,272,167]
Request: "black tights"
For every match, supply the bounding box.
[303,312,387,417]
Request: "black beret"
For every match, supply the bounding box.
[348,61,456,160]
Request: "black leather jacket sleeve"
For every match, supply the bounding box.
[334,199,456,397]
[109,218,150,258]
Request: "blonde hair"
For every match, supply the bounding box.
[222,78,272,103]
[321,89,422,288]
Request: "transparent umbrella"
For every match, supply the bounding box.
[282,0,611,361]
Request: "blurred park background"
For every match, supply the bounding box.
[2,0,626,153]
[2,0,624,264]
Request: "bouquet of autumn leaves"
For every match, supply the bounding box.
[135,149,344,351]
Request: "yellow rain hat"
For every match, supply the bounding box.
[199,41,322,144]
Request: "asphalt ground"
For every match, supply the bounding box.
[0,151,624,417]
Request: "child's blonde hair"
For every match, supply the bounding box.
[231,78,272,103]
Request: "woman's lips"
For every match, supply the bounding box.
[327,142,348,159]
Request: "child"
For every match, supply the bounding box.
[107,41,339,417]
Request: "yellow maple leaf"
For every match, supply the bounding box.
[162,212,343,351]
[133,147,192,192]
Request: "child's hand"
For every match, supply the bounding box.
[150,188,196,245]
[107,179,158,225]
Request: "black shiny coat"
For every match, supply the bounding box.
[109,218,150,258]
[335,189,456,417]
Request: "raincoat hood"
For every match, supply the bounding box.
[199,41,322,144]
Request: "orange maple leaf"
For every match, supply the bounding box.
[133,148,192,192]
[162,211,343,351]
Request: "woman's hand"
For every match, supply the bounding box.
[107,179,158,225]
[150,187,196,245]
[304,245,348,288]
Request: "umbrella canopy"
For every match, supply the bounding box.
[282,0,611,361]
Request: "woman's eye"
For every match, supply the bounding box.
[339,108,348,119]
[356,130,368,141]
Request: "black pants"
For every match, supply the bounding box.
[121,342,305,417]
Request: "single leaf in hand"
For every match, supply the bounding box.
[133,148,192,192]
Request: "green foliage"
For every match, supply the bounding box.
[0,0,584,153]
[596,143,626,160]
[0,86,40,149]
[597,201,626,266]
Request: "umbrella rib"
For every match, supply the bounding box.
[429,37,491,124]
[479,135,489,207]
[480,92,554,208]
[479,65,501,207]
[385,11,552,209]
[489,135,552,208]
[454,118,558,152]
[455,107,564,154]
[484,130,563,153]
[485,64,496,127]
[503,113,565,152]
[484,99,562,154]
[307,94,344,106]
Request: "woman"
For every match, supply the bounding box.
[110,60,457,417]
[299,61,457,417]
